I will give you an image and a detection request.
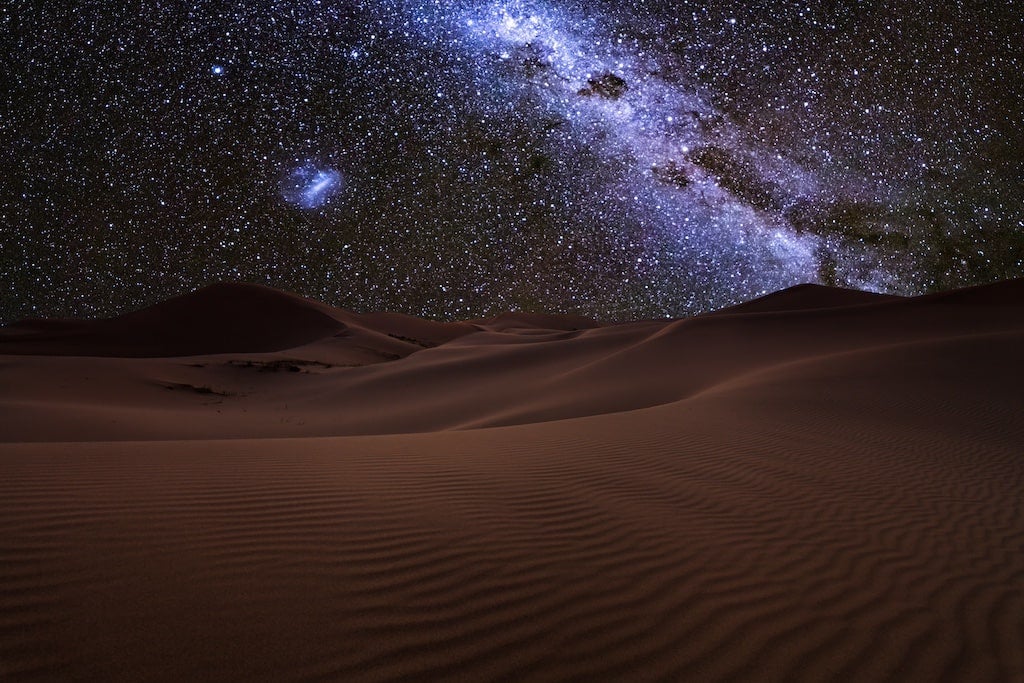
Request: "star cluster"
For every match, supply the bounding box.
[2,0,1021,322]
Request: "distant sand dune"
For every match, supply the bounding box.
[1,280,1022,680]
[2,279,1021,442]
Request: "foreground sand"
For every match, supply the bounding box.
[1,281,1022,680]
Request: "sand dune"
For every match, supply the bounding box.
[1,279,1021,442]
[1,280,1022,680]
[711,282,904,314]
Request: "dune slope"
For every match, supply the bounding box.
[0,280,1022,681]
[1,279,1022,441]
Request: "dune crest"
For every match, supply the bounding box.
[713,282,904,314]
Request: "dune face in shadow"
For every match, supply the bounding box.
[1,280,1022,681]
[0,283,350,357]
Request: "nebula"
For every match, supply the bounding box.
[282,165,343,210]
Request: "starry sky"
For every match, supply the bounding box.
[3,0,1022,323]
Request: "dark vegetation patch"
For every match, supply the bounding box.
[387,333,437,348]
[227,359,337,373]
[162,382,235,396]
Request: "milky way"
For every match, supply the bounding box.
[2,0,1021,322]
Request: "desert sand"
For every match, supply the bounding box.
[1,281,1022,681]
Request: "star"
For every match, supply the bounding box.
[2,0,1019,323]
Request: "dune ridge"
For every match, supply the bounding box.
[1,279,1022,681]
[1,279,1021,442]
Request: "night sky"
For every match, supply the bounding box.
[3,0,1022,323]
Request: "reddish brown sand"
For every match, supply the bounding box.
[1,281,1022,681]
